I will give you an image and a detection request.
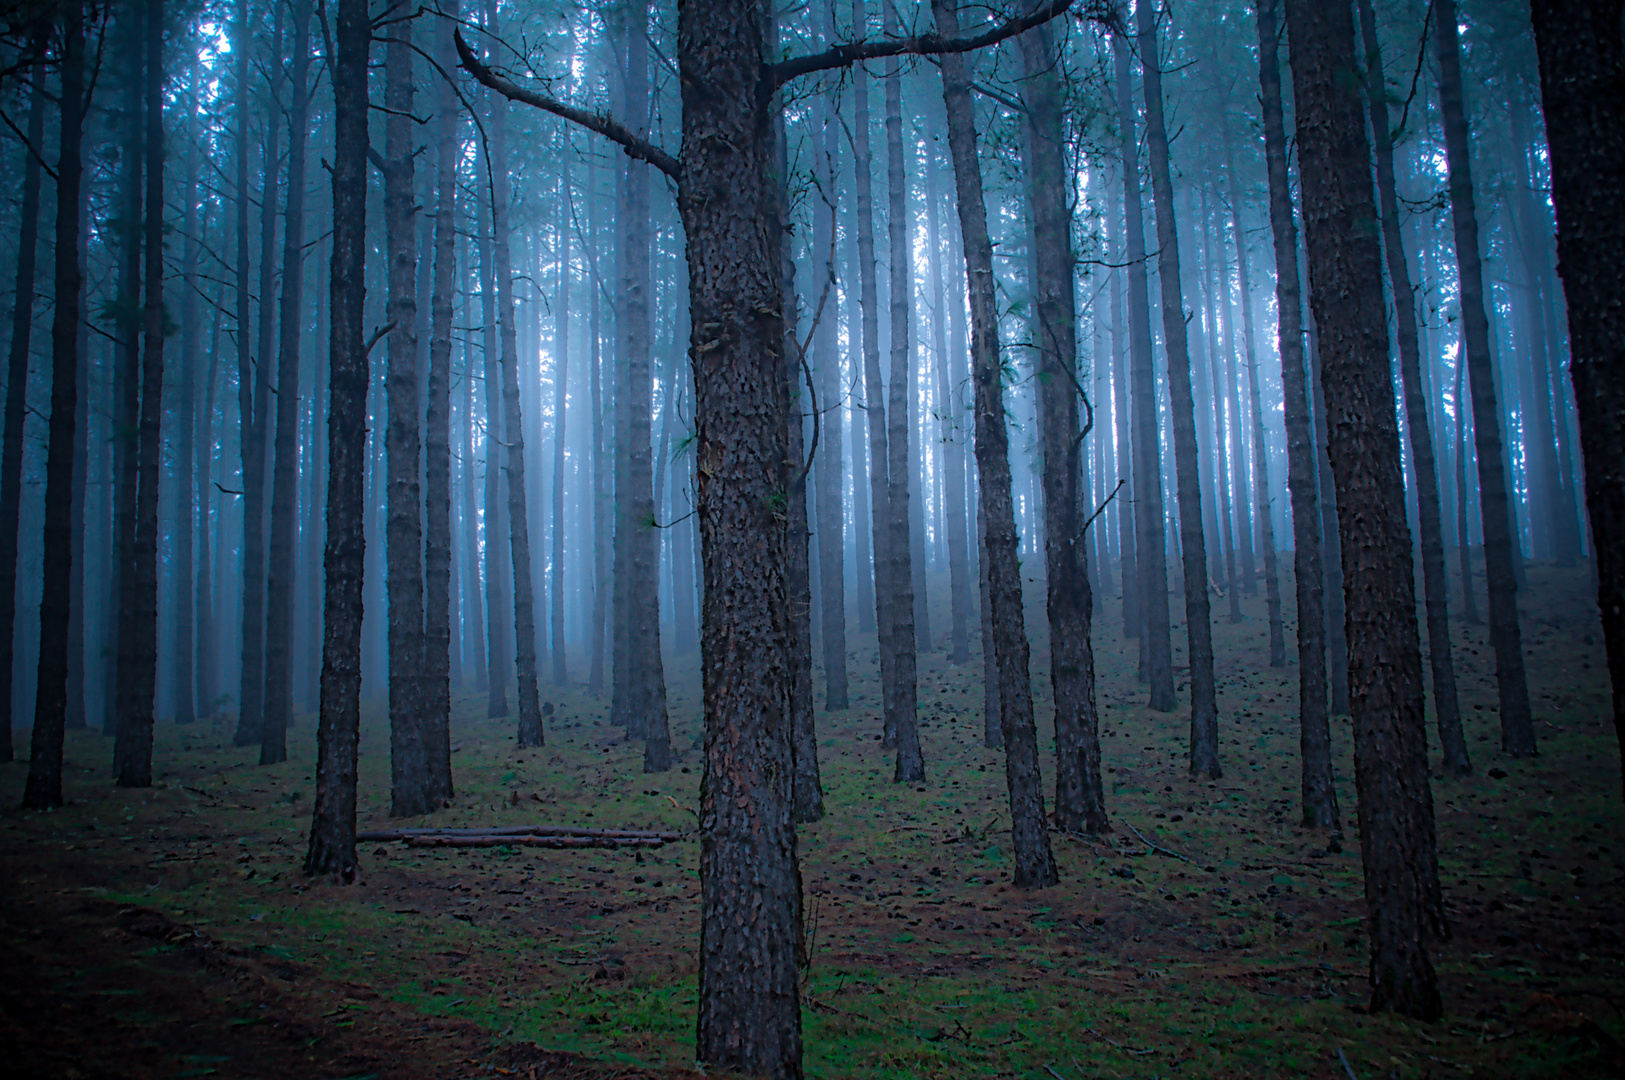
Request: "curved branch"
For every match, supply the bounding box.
[454,29,681,180]
[772,0,1085,88]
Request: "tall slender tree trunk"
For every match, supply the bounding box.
[551,145,571,687]
[1021,23,1106,835]
[0,41,46,762]
[1110,184,1139,645]
[934,0,1057,889]
[262,0,314,767]
[1137,0,1217,775]
[475,144,510,718]
[1357,0,1468,777]
[1526,0,1625,798]
[1113,32,1175,711]
[115,0,167,788]
[1434,0,1535,757]
[1283,0,1444,1018]
[22,1,84,808]
[1256,0,1336,829]
[588,151,609,696]
[108,81,143,740]
[66,171,91,733]
[305,0,369,879]
[460,283,488,694]
[196,306,222,721]
[173,78,201,727]
[925,145,970,667]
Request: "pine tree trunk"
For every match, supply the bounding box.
[925,145,971,667]
[934,0,1057,889]
[1137,0,1218,776]
[1255,0,1336,829]
[196,307,222,721]
[173,78,200,727]
[551,138,570,687]
[1526,0,1625,797]
[305,0,369,880]
[1109,185,1139,645]
[108,88,142,740]
[1283,0,1444,1018]
[587,154,608,695]
[262,0,314,767]
[1434,0,1535,757]
[474,146,511,718]
[1020,23,1106,835]
[22,2,84,808]
[1112,32,1175,710]
[460,293,488,693]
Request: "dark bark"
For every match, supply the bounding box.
[108,77,142,740]
[474,144,510,718]
[1434,0,1535,758]
[1282,0,1445,1018]
[196,304,222,722]
[882,0,924,784]
[304,0,369,880]
[115,0,167,788]
[1357,0,1469,778]
[0,40,45,762]
[262,0,314,768]
[1110,184,1139,645]
[1138,0,1219,779]
[1526,0,1625,798]
[1020,23,1107,835]
[1256,0,1336,830]
[65,169,90,733]
[22,1,84,809]
[173,78,201,727]
[935,0,1057,889]
[1112,32,1175,711]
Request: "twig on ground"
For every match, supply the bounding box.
[1122,821,1197,865]
[1337,1046,1359,1080]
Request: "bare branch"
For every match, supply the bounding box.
[454,29,680,181]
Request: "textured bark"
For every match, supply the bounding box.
[262,0,313,768]
[1527,0,1625,798]
[1256,0,1336,830]
[0,43,45,762]
[1283,0,1444,1018]
[882,0,923,784]
[1137,0,1218,777]
[304,0,368,881]
[424,0,460,807]
[1112,33,1175,710]
[114,0,166,789]
[551,141,570,687]
[460,299,487,694]
[1357,0,1468,778]
[1314,337,1350,716]
[173,80,201,727]
[108,86,142,740]
[66,180,90,733]
[22,2,84,809]
[587,154,608,696]
[935,0,1056,889]
[1109,185,1139,645]
[1021,23,1106,835]
[1433,0,1534,758]
[474,153,510,719]
[925,147,971,667]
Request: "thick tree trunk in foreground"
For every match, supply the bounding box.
[385,20,429,812]
[1434,0,1534,758]
[1527,0,1625,799]
[305,0,369,880]
[1256,0,1336,830]
[935,0,1057,889]
[1021,23,1106,835]
[1138,0,1219,779]
[262,0,314,768]
[22,2,84,809]
[1113,33,1175,710]
[115,0,167,788]
[1357,0,1469,777]
[1283,0,1444,1019]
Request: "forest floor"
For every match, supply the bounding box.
[2,562,1623,1080]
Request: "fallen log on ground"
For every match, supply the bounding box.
[356,825,686,850]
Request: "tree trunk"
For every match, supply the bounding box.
[934,0,1057,889]
[1256,0,1336,829]
[0,39,46,762]
[196,305,222,722]
[115,0,167,788]
[1112,32,1175,711]
[1137,0,1218,776]
[173,77,201,727]
[262,0,314,768]
[1434,0,1535,758]
[304,0,369,880]
[1526,0,1625,798]
[1357,0,1469,777]
[108,78,143,740]
[22,1,84,808]
[1109,183,1139,645]
[551,138,570,687]
[925,143,971,667]
[882,0,923,783]
[424,0,460,807]
[460,279,487,694]
[475,141,510,719]
[588,149,608,696]
[1283,0,1445,1018]
[1020,23,1106,835]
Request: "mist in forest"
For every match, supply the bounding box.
[2,0,1622,1076]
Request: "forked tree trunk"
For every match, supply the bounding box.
[1137,0,1218,776]
[1256,0,1336,829]
[1020,23,1106,834]
[1357,0,1469,777]
[934,0,1057,889]
[1434,0,1535,758]
[1283,0,1444,1019]
[22,1,85,808]
[304,0,369,880]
